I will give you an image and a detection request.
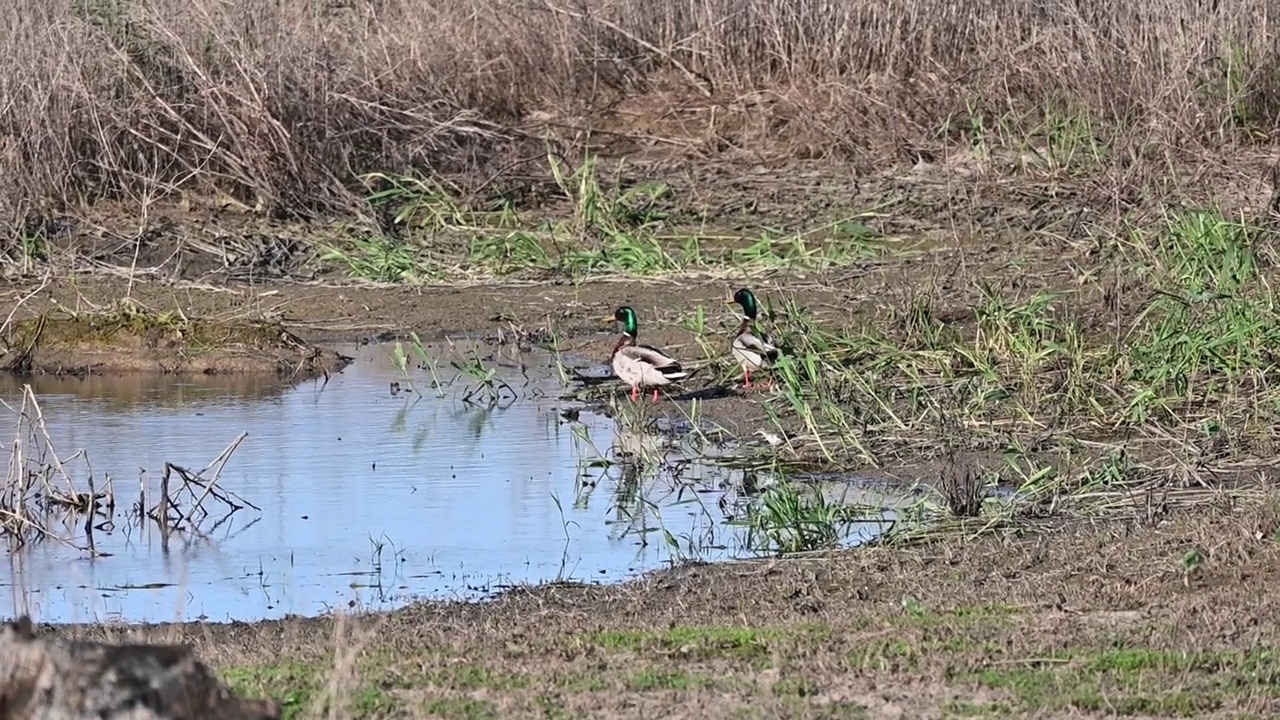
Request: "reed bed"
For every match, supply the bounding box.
[1,0,1277,224]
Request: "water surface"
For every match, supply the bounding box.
[0,340,909,623]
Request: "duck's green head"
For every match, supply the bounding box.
[606,306,639,336]
[728,288,759,320]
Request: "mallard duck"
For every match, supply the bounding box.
[726,288,780,390]
[603,306,690,402]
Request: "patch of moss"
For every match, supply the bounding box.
[771,676,820,697]
[221,661,406,720]
[11,307,295,354]
[220,662,319,720]
[626,668,712,691]
[942,699,1013,717]
[1,303,346,378]
[904,602,1024,628]
[547,671,612,693]
[532,694,569,719]
[355,649,534,693]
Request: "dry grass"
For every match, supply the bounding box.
[2,0,1278,226]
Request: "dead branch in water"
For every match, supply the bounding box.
[1,385,260,553]
[147,431,256,531]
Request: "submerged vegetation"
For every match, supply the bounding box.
[0,381,259,554]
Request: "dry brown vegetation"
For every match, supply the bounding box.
[3,0,1279,227]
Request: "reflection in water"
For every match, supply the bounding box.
[0,341,915,624]
[588,421,736,557]
[0,371,293,409]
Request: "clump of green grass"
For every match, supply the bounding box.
[450,350,518,406]
[317,235,441,284]
[740,480,883,554]
[390,331,445,396]
[388,336,518,406]
[1121,210,1280,421]
[319,154,891,284]
[583,624,827,660]
[971,647,1280,716]
[221,663,319,720]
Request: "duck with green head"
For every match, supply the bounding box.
[603,306,690,402]
[726,288,780,390]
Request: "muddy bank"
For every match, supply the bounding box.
[40,492,1280,719]
[15,150,1279,288]
[0,305,350,382]
[0,276,845,436]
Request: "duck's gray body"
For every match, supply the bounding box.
[731,329,779,374]
[612,342,689,392]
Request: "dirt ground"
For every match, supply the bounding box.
[0,305,349,381]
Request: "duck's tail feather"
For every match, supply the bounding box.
[660,365,692,380]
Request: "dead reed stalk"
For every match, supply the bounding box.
[149,431,257,531]
[0,385,110,552]
[0,0,1276,224]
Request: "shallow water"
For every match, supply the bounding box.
[0,340,911,624]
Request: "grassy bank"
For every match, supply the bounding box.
[53,491,1280,719]
[2,0,1278,226]
[539,205,1279,553]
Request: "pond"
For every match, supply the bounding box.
[0,338,917,624]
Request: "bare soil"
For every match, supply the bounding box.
[42,493,1280,719]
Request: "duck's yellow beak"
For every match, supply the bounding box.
[724,298,737,306]
[600,315,617,324]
